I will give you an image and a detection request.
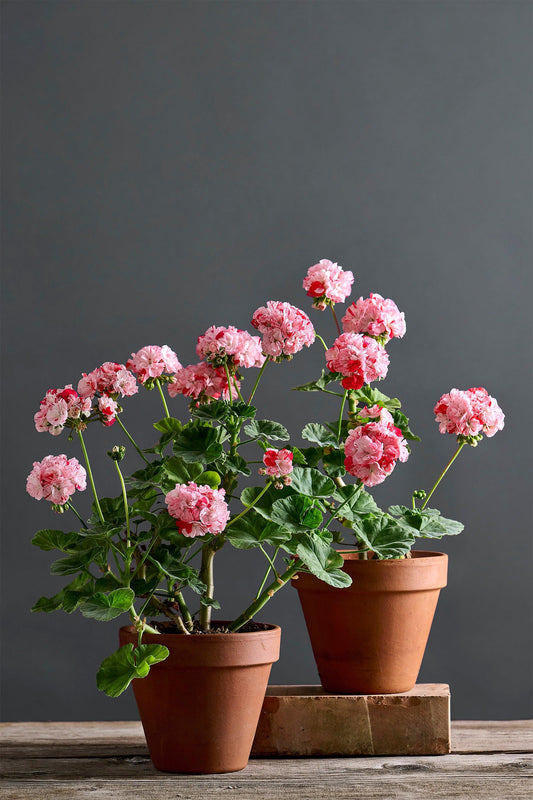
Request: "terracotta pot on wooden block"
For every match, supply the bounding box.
[293,551,448,694]
[119,623,281,774]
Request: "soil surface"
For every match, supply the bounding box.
[149,620,274,634]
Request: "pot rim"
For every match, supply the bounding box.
[336,549,447,563]
[119,621,281,640]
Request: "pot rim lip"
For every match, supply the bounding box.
[335,549,447,562]
[119,622,281,639]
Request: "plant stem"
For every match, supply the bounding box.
[129,606,160,635]
[199,546,215,631]
[330,304,342,336]
[315,333,329,351]
[155,378,170,418]
[77,430,104,524]
[232,375,246,404]
[247,359,269,404]
[66,502,88,529]
[421,442,466,510]
[255,546,280,599]
[225,482,271,530]
[114,461,131,550]
[175,591,193,631]
[337,390,348,443]
[228,561,301,632]
[115,415,150,463]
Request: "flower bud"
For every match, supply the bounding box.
[107,445,126,461]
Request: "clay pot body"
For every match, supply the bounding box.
[293,551,448,694]
[119,623,281,773]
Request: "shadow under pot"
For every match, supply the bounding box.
[119,622,281,774]
[292,551,448,694]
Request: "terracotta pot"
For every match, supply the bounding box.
[293,551,448,694]
[119,622,281,773]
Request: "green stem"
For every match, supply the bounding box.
[225,482,271,530]
[155,378,170,418]
[175,591,193,631]
[66,502,87,529]
[115,415,150,464]
[330,304,342,336]
[129,606,160,635]
[255,546,280,599]
[247,359,269,404]
[232,375,246,404]
[114,461,131,549]
[421,442,466,510]
[337,390,349,443]
[315,333,329,351]
[77,430,104,524]
[228,561,301,632]
[199,546,215,631]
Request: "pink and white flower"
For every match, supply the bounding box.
[126,345,181,383]
[98,394,119,427]
[342,293,406,341]
[196,326,265,370]
[168,361,241,404]
[259,448,294,486]
[78,362,138,400]
[303,259,354,309]
[325,332,389,390]
[26,454,87,505]
[344,407,409,486]
[251,301,315,359]
[34,386,92,436]
[434,387,505,439]
[165,481,230,538]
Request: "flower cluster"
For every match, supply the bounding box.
[303,259,354,310]
[78,362,138,400]
[325,332,389,390]
[165,481,230,538]
[344,406,409,487]
[34,386,92,436]
[259,448,294,487]
[196,326,264,370]
[251,301,315,360]
[434,387,505,442]
[168,362,240,404]
[127,345,181,384]
[26,454,87,505]
[342,293,406,342]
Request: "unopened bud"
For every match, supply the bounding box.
[107,445,126,461]
[51,503,65,514]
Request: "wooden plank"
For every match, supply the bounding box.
[1,720,532,758]
[251,684,450,756]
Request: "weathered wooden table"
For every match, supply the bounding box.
[1,720,532,799]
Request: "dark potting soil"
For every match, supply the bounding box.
[149,620,273,635]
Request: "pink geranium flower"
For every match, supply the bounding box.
[196,326,265,370]
[303,259,354,309]
[168,361,241,404]
[78,362,138,400]
[127,345,181,383]
[26,454,87,505]
[342,293,406,341]
[434,388,505,440]
[251,301,315,360]
[325,332,389,390]
[344,407,409,486]
[259,448,294,487]
[34,386,92,436]
[98,394,119,427]
[165,481,230,538]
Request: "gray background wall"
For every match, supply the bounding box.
[1,0,531,722]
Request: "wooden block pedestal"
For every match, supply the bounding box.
[251,683,450,757]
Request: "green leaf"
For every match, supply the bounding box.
[352,386,402,410]
[332,485,380,523]
[240,484,295,519]
[200,596,221,609]
[126,462,165,491]
[293,370,344,392]
[226,509,291,549]
[390,410,420,442]
[301,423,337,447]
[295,534,352,588]
[229,402,257,421]
[289,467,336,498]
[173,424,223,464]
[96,643,169,697]
[225,453,251,476]
[50,550,100,576]
[80,588,135,621]
[32,593,64,613]
[190,400,230,422]
[290,447,307,466]
[271,496,323,532]
[154,417,183,436]
[322,450,346,478]
[299,446,324,468]
[356,515,415,559]
[31,529,80,552]
[32,575,94,614]
[388,506,464,538]
[162,456,204,486]
[244,420,290,441]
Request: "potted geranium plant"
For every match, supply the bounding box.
[27,259,504,772]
